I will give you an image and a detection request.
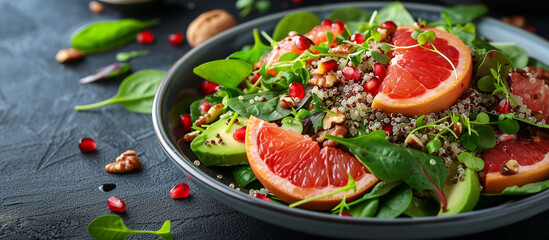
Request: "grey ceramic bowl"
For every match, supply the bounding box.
[152,2,549,239]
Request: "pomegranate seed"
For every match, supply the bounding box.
[338,212,352,217]
[332,20,345,31]
[251,73,261,84]
[168,32,184,46]
[295,36,312,50]
[199,100,211,115]
[78,137,97,152]
[496,99,510,113]
[524,25,536,33]
[170,183,190,199]
[321,19,333,26]
[136,30,154,44]
[498,133,517,142]
[107,196,126,212]
[318,60,338,74]
[365,79,379,94]
[253,193,270,202]
[380,20,397,29]
[288,82,305,100]
[382,124,393,135]
[200,81,218,95]
[233,126,247,143]
[342,66,360,80]
[373,63,387,81]
[180,114,192,131]
[348,33,365,44]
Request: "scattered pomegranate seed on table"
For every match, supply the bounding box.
[180,114,192,131]
[288,82,305,100]
[107,196,127,212]
[168,32,184,46]
[78,137,96,152]
[137,30,154,44]
[170,183,190,199]
[200,81,219,95]
[233,126,247,143]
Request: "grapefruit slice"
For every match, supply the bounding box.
[254,23,344,69]
[245,116,378,210]
[372,26,473,116]
[510,72,549,121]
[481,136,549,194]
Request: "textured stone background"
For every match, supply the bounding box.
[1,0,548,239]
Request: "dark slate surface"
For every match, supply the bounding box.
[1,0,548,239]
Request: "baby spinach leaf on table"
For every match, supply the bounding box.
[457,152,484,171]
[193,59,253,89]
[88,215,172,240]
[227,92,292,121]
[348,199,379,217]
[328,7,371,24]
[79,63,131,84]
[228,29,272,64]
[232,165,258,187]
[375,183,413,218]
[490,42,529,69]
[273,12,320,41]
[116,50,149,62]
[75,70,166,114]
[378,2,415,26]
[71,19,159,53]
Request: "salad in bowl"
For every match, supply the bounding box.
[165,1,549,224]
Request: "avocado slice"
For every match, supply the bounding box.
[438,167,481,216]
[190,116,249,166]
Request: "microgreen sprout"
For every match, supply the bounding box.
[408,111,461,153]
[224,112,240,132]
[261,30,276,46]
[289,175,357,209]
[491,62,518,105]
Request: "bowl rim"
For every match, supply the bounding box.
[152,1,549,228]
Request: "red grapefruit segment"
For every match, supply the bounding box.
[246,116,378,210]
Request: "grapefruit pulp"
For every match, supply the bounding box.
[510,72,549,121]
[481,136,549,194]
[245,116,378,210]
[372,26,473,116]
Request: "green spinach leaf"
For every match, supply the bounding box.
[273,12,320,41]
[441,5,487,25]
[190,96,224,121]
[75,70,166,114]
[404,195,440,217]
[232,165,258,187]
[375,183,413,218]
[490,42,529,68]
[88,215,172,240]
[71,19,159,53]
[457,152,485,171]
[499,179,549,195]
[193,59,253,89]
[228,29,272,64]
[402,148,447,207]
[116,50,149,62]
[227,92,292,121]
[378,2,415,26]
[348,199,378,217]
[528,57,549,70]
[328,7,371,25]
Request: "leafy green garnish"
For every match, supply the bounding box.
[491,42,529,69]
[498,179,549,195]
[324,131,448,211]
[116,50,149,62]
[433,5,488,25]
[375,183,413,218]
[236,0,270,17]
[378,2,415,26]
[228,29,272,64]
[88,215,172,240]
[71,19,159,53]
[273,12,320,41]
[232,165,258,187]
[75,70,165,114]
[193,59,253,89]
[227,92,293,121]
[457,152,484,171]
[281,109,308,134]
[290,175,357,209]
[328,7,371,33]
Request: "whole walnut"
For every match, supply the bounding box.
[186,9,237,47]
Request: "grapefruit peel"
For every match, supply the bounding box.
[324,132,449,212]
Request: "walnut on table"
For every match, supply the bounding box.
[105,150,142,173]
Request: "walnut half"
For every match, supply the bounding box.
[105,150,142,173]
[186,9,237,47]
